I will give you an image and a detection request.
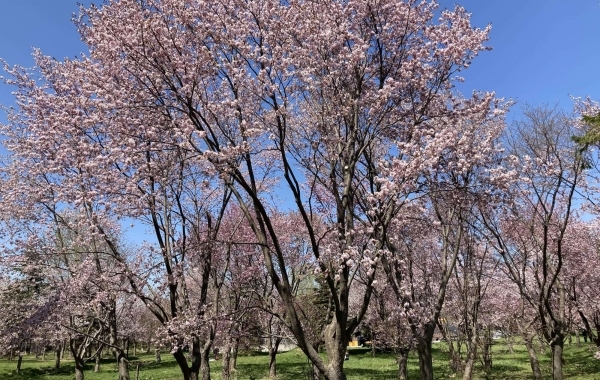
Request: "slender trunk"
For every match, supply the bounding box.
[269,349,277,378]
[396,348,409,380]
[16,352,23,374]
[505,335,514,354]
[155,348,161,363]
[268,337,282,378]
[481,328,492,372]
[116,353,129,380]
[94,348,101,372]
[524,337,542,380]
[108,305,131,380]
[444,333,461,372]
[551,336,564,380]
[462,344,476,380]
[55,342,62,370]
[371,332,376,357]
[231,337,239,371]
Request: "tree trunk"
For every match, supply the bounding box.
[524,337,542,380]
[188,335,203,380]
[55,342,62,370]
[268,336,282,378]
[462,345,476,380]
[313,363,322,380]
[199,343,212,380]
[414,323,436,380]
[416,337,434,380]
[169,339,204,380]
[116,353,130,380]
[75,367,84,380]
[371,332,376,357]
[95,350,101,372]
[396,348,409,380]
[322,317,348,380]
[311,343,323,380]
[108,305,131,380]
[16,352,23,374]
[551,337,564,380]
[221,344,232,380]
[231,337,239,371]
[74,357,85,380]
[155,348,161,363]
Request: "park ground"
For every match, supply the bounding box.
[1,341,600,380]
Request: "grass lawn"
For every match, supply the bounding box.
[1,341,599,380]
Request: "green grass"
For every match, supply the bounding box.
[2,341,600,380]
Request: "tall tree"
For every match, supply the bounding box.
[1,1,496,378]
[482,105,587,380]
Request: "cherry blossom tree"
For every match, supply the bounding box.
[481,105,587,380]
[1,0,497,379]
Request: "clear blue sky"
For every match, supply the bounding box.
[0,1,598,243]
[0,0,599,116]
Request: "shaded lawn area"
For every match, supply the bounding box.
[1,341,599,380]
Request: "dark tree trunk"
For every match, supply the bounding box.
[551,334,564,380]
[188,335,203,380]
[74,356,85,380]
[415,323,436,380]
[416,338,433,380]
[172,339,203,380]
[268,337,282,378]
[16,352,23,374]
[480,328,492,372]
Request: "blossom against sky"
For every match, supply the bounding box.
[0,0,598,117]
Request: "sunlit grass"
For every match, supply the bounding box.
[1,340,599,380]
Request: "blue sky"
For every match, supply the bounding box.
[0,0,599,116]
[0,1,598,242]
[437,0,600,117]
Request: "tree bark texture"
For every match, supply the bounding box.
[396,348,409,380]
[524,338,542,380]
